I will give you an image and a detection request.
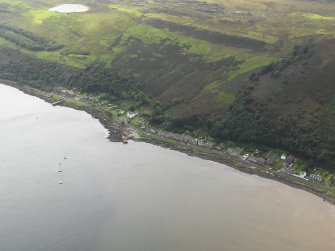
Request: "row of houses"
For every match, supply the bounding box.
[225,148,278,166]
[53,87,99,103]
[217,147,332,185]
[148,128,215,149]
[309,174,323,184]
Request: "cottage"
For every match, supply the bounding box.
[61,89,75,97]
[127,111,138,119]
[309,174,323,184]
[215,143,226,151]
[84,95,96,102]
[282,156,295,168]
[248,156,266,165]
[189,138,199,146]
[198,139,215,149]
[197,139,205,147]
[149,128,158,134]
[160,131,170,138]
[226,148,241,157]
[266,156,277,166]
[53,86,63,94]
[293,171,308,180]
[241,154,249,161]
[170,132,184,142]
[205,141,214,149]
[183,135,198,146]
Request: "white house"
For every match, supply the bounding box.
[127,111,138,119]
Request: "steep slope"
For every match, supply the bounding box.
[220,37,335,168]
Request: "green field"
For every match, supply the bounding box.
[1,0,335,74]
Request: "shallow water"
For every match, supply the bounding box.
[49,4,89,13]
[0,84,334,251]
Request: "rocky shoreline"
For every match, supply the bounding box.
[2,80,335,205]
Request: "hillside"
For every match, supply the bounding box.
[0,0,335,168]
[219,37,335,167]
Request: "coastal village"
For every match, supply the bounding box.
[145,127,334,186]
[52,87,335,188]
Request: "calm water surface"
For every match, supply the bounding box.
[49,4,89,13]
[0,84,334,251]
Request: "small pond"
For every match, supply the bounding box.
[49,4,89,13]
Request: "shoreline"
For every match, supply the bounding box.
[2,80,335,205]
[140,136,335,205]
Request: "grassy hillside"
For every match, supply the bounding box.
[1,0,335,168]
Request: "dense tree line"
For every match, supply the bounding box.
[0,24,63,51]
[0,46,147,102]
[0,47,77,90]
[68,61,144,100]
[211,86,335,169]
[249,39,314,81]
